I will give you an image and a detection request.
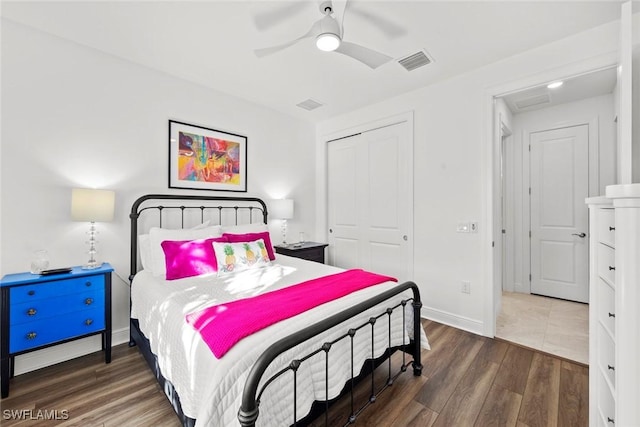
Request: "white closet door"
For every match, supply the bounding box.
[328,135,363,270]
[530,125,589,302]
[327,122,412,282]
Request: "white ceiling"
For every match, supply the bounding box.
[1,1,624,122]
[502,66,618,114]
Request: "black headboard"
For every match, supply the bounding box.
[129,194,268,281]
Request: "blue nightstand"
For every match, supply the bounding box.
[0,263,113,398]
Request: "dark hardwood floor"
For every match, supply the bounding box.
[1,320,588,426]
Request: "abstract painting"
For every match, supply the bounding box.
[169,120,247,192]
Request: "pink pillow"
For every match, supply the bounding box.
[222,232,276,261]
[161,236,228,280]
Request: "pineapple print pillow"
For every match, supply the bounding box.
[212,238,271,275]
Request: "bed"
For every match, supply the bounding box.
[129,194,427,426]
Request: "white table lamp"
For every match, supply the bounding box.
[71,188,115,269]
[270,199,294,246]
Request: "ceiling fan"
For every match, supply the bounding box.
[253,0,396,69]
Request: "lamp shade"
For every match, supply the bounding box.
[71,188,115,222]
[270,199,294,220]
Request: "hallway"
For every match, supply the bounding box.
[496,292,588,364]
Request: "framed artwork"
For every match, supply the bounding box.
[168,120,247,192]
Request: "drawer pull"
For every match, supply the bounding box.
[26,332,37,340]
[608,266,615,271]
[609,312,615,318]
[609,226,615,231]
[26,308,37,316]
[85,281,92,287]
[85,319,93,326]
[608,365,615,371]
[28,290,35,296]
[85,298,94,305]
[608,417,615,424]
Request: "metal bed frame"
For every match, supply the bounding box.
[129,194,423,427]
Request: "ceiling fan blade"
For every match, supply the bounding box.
[253,2,309,31]
[349,5,406,39]
[334,41,393,69]
[331,0,348,35]
[254,21,320,58]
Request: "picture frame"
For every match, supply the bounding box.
[168,120,247,192]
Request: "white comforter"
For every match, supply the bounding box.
[131,255,429,426]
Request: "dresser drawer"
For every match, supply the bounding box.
[598,323,616,389]
[597,243,615,286]
[9,275,105,304]
[598,208,615,248]
[10,289,104,325]
[9,307,105,353]
[597,369,616,426]
[597,278,615,336]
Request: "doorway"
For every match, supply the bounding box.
[492,66,617,361]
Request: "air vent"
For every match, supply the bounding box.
[514,94,551,110]
[398,50,433,71]
[296,98,323,111]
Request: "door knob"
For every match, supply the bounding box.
[571,232,586,238]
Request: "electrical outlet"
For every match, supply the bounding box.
[461,281,471,294]
[470,222,479,233]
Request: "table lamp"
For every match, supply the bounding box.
[71,188,115,269]
[270,199,294,246]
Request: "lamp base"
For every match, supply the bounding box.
[82,261,103,270]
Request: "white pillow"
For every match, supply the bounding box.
[148,225,222,276]
[220,223,267,234]
[139,234,151,270]
[213,238,271,275]
[138,221,211,272]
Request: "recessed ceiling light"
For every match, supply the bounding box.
[547,81,564,89]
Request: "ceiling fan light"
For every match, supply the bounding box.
[316,33,341,51]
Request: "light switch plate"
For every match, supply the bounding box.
[457,222,470,233]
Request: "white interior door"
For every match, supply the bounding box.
[327,122,412,282]
[530,125,589,302]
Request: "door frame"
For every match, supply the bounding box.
[482,53,618,337]
[317,111,415,278]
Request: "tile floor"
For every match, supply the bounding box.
[495,291,589,364]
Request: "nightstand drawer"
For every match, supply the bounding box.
[9,307,105,353]
[10,275,105,304]
[10,289,104,325]
[274,242,328,264]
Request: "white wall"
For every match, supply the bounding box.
[316,19,620,335]
[509,93,616,293]
[0,20,316,374]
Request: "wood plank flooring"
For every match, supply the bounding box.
[0,320,588,426]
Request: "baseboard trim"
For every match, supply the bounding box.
[13,327,129,376]
[422,306,484,336]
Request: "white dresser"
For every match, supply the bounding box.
[587,184,640,427]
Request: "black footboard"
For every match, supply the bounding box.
[238,281,422,427]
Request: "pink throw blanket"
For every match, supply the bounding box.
[186,269,397,358]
